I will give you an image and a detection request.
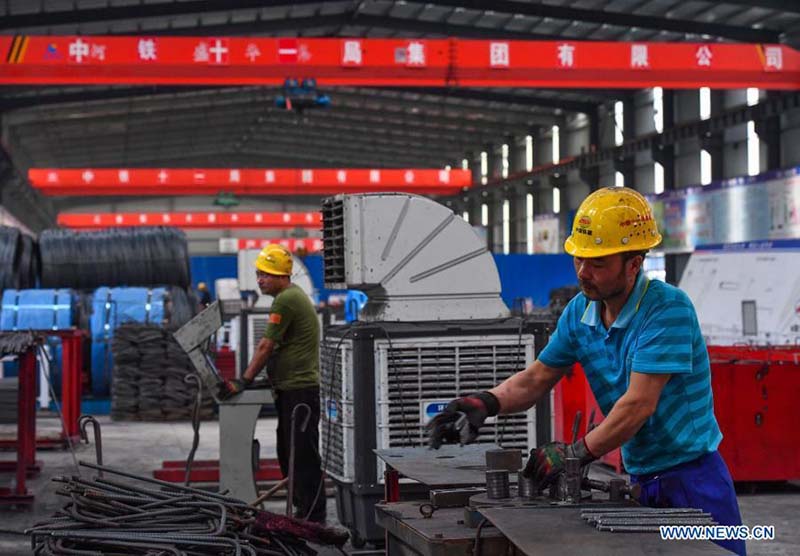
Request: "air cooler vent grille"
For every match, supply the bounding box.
[378,340,533,451]
[321,198,345,287]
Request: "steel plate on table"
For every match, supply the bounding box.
[479,506,727,555]
[375,444,513,487]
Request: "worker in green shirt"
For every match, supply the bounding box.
[219,244,325,523]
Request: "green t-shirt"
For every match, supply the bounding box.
[263,284,320,391]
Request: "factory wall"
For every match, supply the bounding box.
[782,107,800,168]
[189,253,578,310]
[534,87,800,222]
[188,256,238,298]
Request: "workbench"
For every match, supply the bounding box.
[376,501,727,556]
[374,446,726,556]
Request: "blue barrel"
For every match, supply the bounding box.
[89,287,167,396]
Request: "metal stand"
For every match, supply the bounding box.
[0,350,37,506]
[170,303,282,502]
[0,329,84,450]
[218,389,275,502]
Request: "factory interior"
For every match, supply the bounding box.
[0,1,799,555]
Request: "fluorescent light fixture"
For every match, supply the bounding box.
[551,125,560,164]
[700,149,712,185]
[700,87,711,120]
[654,162,665,194]
[747,120,760,176]
[653,87,663,133]
[526,193,534,254]
[502,200,510,254]
[525,135,534,171]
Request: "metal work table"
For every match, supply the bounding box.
[376,501,726,556]
[376,501,510,556]
[375,444,513,487]
[479,506,727,555]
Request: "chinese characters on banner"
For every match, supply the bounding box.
[237,238,323,253]
[57,211,322,230]
[2,36,796,88]
[29,168,471,196]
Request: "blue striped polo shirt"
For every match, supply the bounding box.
[538,270,722,475]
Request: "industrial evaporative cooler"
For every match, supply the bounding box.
[319,193,554,546]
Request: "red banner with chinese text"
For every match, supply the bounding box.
[2,36,798,89]
[57,211,321,229]
[30,168,470,196]
[238,238,323,253]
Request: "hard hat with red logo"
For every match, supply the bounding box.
[254,244,293,276]
[564,187,662,258]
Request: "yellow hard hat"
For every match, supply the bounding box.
[197,282,207,290]
[254,244,293,276]
[564,187,662,258]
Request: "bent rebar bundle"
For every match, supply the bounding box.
[28,462,349,555]
[39,227,191,290]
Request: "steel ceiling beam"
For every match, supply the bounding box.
[11,99,537,150]
[0,0,327,31]
[3,7,563,39]
[331,89,559,123]
[423,0,782,43]
[389,87,597,114]
[708,0,800,14]
[6,85,555,131]
[5,0,790,38]
[138,12,565,39]
[0,86,224,111]
[242,128,465,158]
[239,146,445,167]
[344,13,561,40]
[14,105,499,151]
[32,134,449,167]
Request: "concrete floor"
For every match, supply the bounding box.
[0,413,798,555]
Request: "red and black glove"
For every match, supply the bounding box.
[217,377,252,401]
[522,438,596,487]
[428,392,500,449]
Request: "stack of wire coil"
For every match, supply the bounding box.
[39,227,191,290]
[0,226,39,292]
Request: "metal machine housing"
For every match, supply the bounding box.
[320,318,553,545]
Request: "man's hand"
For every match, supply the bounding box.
[428,392,500,449]
[217,378,252,401]
[522,439,596,486]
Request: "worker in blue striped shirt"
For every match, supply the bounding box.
[430,187,744,555]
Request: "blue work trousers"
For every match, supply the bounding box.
[630,451,746,555]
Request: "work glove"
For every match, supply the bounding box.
[522,439,596,487]
[428,391,500,449]
[217,377,252,401]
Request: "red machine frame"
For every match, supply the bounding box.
[0,329,84,451]
[0,350,37,505]
[554,347,800,482]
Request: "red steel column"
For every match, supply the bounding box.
[60,333,82,440]
[16,350,36,495]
